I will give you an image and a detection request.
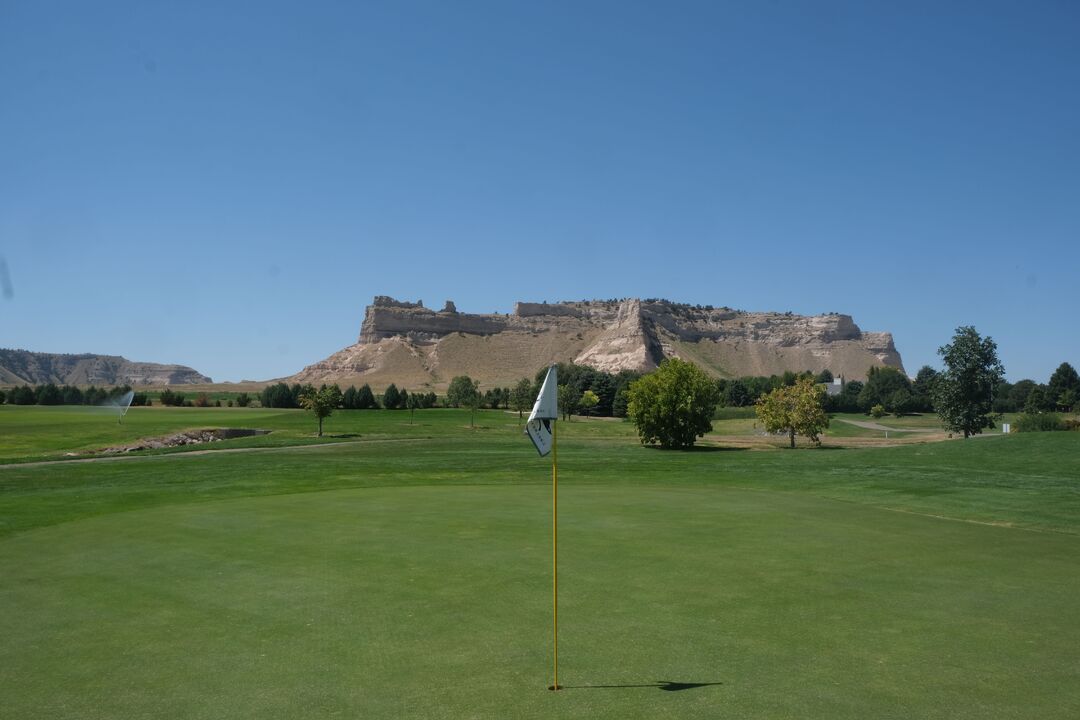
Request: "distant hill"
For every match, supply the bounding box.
[0,349,212,386]
[285,296,904,391]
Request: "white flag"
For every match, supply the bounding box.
[525,365,558,456]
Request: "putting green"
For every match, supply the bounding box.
[2,481,1078,719]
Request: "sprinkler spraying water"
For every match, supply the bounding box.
[113,390,135,424]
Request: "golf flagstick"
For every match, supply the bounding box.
[523,365,560,691]
[551,418,559,691]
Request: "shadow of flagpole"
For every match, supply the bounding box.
[560,680,723,692]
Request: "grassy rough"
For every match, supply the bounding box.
[1,408,1079,718]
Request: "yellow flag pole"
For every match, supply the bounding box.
[550,418,560,691]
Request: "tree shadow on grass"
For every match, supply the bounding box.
[562,680,723,692]
[643,445,748,453]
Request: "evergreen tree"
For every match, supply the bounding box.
[356,384,377,409]
[36,383,63,405]
[911,366,939,412]
[858,367,912,413]
[724,379,752,407]
[383,384,401,409]
[612,388,630,418]
[11,385,36,405]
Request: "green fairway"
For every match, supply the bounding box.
[2,408,1079,718]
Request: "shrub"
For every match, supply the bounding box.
[1015,413,1067,432]
[870,404,886,419]
[193,393,212,408]
[235,393,251,407]
[11,385,37,405]
[36,383,63,405]
[260,383,299,409]
[159,389,186,407]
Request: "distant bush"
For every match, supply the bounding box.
[342,384,380,409]
[0,383,150,407]
[1015,412,1066,432]
[193,393,212,408]
[159,389,187,407]
[383,384,402,409]
[870,404,886,419]
[260,382,307,409]
[713,406,757,420]
[235,393,251,407]
[35,383,63,405]
[10,385,36,405]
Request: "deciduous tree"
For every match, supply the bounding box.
[579,389,599,418]
[299,385,343,437]
[627,358,719,449]
[1048,362,1080,411]
[447,375,478,408]
[510,378,533,422]
[933,326,1005,438]
[755,377,829,448]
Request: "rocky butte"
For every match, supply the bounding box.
[0,349,212,386]
[286,296,904,391]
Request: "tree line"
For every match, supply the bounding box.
[716,361,1078,417]
[625,326,1074,449]
[259,382,437,410]
[0,383,149,407]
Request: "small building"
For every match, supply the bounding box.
[824,376,845,397]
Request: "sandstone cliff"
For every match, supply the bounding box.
[286,296,904,391]
[0,349,212,386]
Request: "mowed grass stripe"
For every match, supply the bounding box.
[1,484,1077,719]
[2,415,1080,538]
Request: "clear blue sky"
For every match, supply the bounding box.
[2,1,1077,383]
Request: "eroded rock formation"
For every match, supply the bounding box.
[0,349,212,386]
[286,296,904,391]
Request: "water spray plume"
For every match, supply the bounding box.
[113,390,135,424]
